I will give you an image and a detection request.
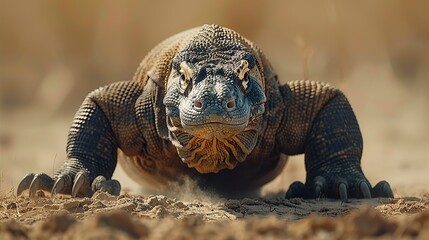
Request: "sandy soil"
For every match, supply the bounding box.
[1,190,428,239]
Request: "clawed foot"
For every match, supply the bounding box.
[17,172,121,198]
[285,175,393,201]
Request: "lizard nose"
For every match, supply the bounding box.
[194,99,203,110]
[193,97,236,112]
[225,98,236,111]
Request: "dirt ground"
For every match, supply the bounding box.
[0,189,428,239]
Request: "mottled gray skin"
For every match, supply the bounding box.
[18,25,393,200]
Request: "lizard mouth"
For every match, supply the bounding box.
[181,121,248,139]
[184,121,247,127]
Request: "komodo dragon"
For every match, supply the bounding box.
[18,24,393,200]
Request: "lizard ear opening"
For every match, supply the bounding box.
[235,60,250,80]
[179,61,194,90]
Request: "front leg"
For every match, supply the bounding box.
[277,81,393,200]
[18,81,146,197]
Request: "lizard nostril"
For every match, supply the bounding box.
[226,98,236,110]
[194,99,203,109]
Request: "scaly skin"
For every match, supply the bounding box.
[18,24,393,200]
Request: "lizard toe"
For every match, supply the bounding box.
[72,171,92,198]
[51,174,72,197]
[17,173,35,196]
[308,176,327,199]
[337,182,349,202]
[29,173,55,198]
[285,181,306,199]
[371,180,394,198]
[92,176,121,196]
[359,181,372,199]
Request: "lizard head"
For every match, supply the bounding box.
[163,25,266,174]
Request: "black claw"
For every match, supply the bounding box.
[91,176,107,192]
[29,181,40,198]
[360,181,372,199]
[314,185,322,198]
[51,175,72,197]
[51,179,63,197]
[382,183,393,198]
[72,172,90,198]
[92,176,121,196]
[29,173,54,198]
[285,181,306,199]
[17,173,35,196]
[109,180,121,196]
[338,183,348,201]
[311,176,327,199]
[372,180,394,198]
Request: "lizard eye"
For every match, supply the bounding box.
[179,61,194,90]
[235,60,250,90]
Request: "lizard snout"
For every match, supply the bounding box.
[192,97,236,112]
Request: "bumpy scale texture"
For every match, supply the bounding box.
[18,24,393,200]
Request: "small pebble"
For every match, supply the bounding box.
[6,202,17,209]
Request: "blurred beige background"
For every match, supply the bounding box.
[1,0,428,196]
